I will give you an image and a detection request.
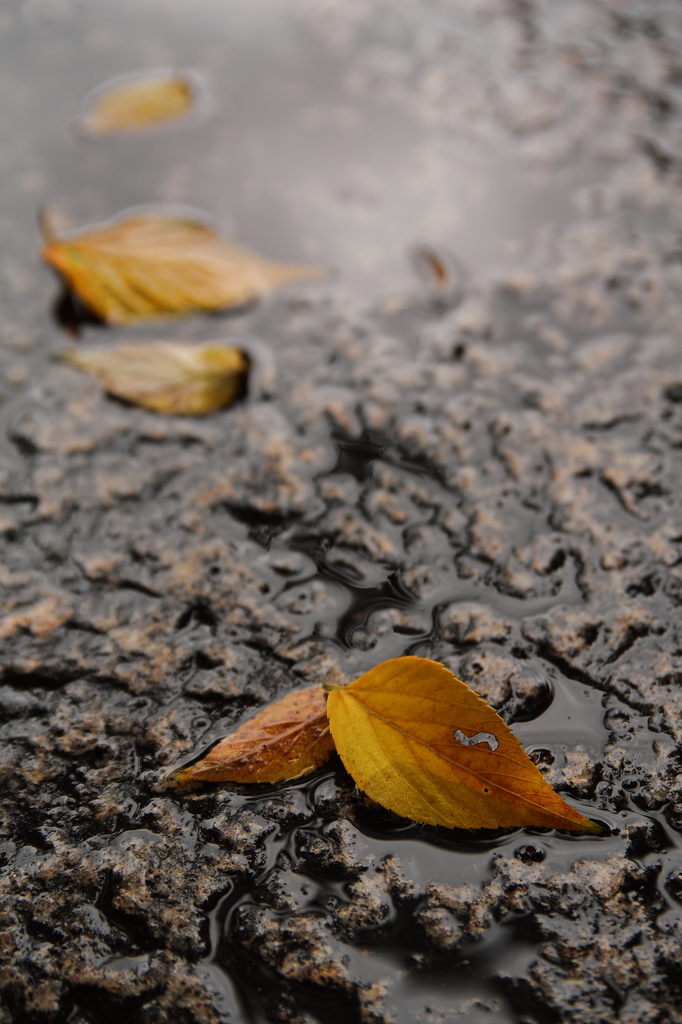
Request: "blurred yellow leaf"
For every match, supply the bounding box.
[81,74,194,133]
[62,341,249,416]
[174,687,334,784]
[326,656,600,833]
[41,214,321,324]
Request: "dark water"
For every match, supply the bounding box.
[163,430,680,1022]
[187,449,678,1023]
[2,2,682,1023]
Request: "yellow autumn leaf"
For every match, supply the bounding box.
[325,656,600,833]
[81,74,194,134]
[62,341,249,416]
[174,687,334,784]
[41,213,321,324]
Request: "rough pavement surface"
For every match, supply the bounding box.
[2,1,682,1022]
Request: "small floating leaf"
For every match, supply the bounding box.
[325,656,600,833]
[174,687,334,784]
[62,340,249,416]
[41,214,321,324]
[411,245,450,286]
[81,74,194,133]
[409,244,465,306]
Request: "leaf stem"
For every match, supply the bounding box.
[38,206,57,243]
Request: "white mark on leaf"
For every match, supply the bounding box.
[453,729,499,752]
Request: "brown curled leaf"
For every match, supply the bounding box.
[325,656,601,833]
[41,213,321,324]
[174,687,334,784]
[409,243,465,306]
[62,341,249,416]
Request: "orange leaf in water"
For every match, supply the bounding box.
[81,74,194,134]
[325,656,600,833]
[41,213,321,324]
[174,687,334,784]
[62,341,249,416]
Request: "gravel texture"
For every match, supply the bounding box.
[2,1,682,1022]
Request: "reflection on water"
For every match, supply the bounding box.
[3,0,592,306]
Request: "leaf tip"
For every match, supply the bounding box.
[577,816,604,836]
[169,764,198,785]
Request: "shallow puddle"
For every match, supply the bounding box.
[2,0,599,307]
[2,2,682,1024]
